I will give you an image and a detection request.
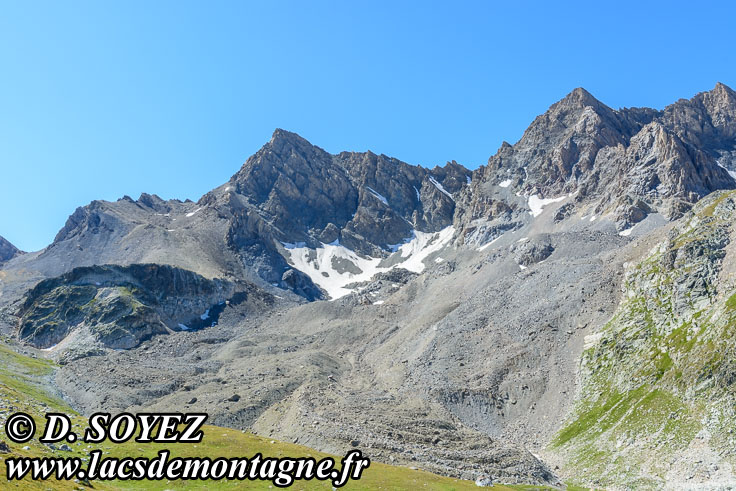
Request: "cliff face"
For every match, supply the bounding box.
[224,129,466,254]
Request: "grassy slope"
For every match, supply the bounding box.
[549,191,736,488]
[0,341,559,490]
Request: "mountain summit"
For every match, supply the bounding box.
[455,84,736,243]
[226,128,467,253]
[0,235,21,263]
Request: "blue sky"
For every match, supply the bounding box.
[1,1,735,251]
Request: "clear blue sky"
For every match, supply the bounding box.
[1,1,735,251]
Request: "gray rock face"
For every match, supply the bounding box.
[280,268,322,301]
[20,194,236,281]
[231,130,361,243]
[457,83,736,236]
[660,82,736,160]
[0,235,21,263]
[513,235,554,266]
[17,264,263,353]
[225,129,466,255]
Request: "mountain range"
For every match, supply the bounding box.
[3,83,736,488]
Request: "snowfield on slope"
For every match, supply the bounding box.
[366,186,389,205]
[429,176,453,200]
[528,194,566,217]
[282,227,455,299]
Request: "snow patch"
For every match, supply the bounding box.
[178,324,190,331]
[387,235,413,253]
[499,179,512,188]
[527,195,566,217]
[434,257,444,263]
[200,309,210,321]
[518,264,527,270]
[366,186,388,206]
[619,228,633,237]
[283,227,455,300]
[284,242,383,300]
[589,215,597,222]
[414,186,421,202]
[396,227,455,273]
[185,208,202,218]
[466,175,471,185]
[373,300,384,305]
[428,176,453,200]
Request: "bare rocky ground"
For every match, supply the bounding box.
[49,200,636,485]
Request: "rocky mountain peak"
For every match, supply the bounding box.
[268,128,319,153]
[0,235,21,263]
[557,86,605,110]
[227,130,466,249]
[702,82,736,134]
[659,81,736,165]
[233,129,334,193]
[711,81,735,99]
[195,129,467,297]
[474,87,632,199]
[230,130,358,243]
[677,82,736,124]
[453,85,736,244]
[535,87,622,134]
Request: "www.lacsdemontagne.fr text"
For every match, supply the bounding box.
[6,449,370,487]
